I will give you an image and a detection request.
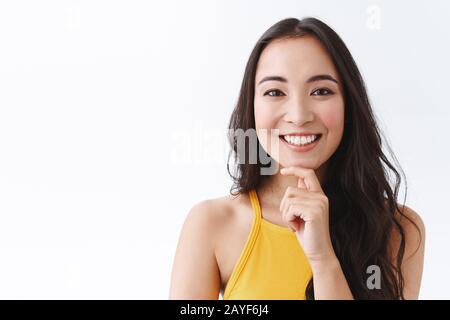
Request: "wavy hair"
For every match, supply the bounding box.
[227,17,422,299]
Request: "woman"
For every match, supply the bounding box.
[169,17,425,300]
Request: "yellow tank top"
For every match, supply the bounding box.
[222,189,313,300]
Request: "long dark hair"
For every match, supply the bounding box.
[227,17,422,299]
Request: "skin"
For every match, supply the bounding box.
[253,36,353,298]
[169,36,425,300]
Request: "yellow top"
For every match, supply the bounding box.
[223,189,313,300]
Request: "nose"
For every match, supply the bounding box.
[283,94,314,126]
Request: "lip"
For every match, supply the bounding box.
[279,134,322,153]
[281,132,320,137]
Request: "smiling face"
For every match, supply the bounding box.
[254,35,345,173]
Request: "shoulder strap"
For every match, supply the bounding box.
[249,189,262,224]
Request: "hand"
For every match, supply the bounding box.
[279,166,336,265]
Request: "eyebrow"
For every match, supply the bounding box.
[257,74,339,86]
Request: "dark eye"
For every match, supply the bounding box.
[311,88,334,96]
[264,89,285,97]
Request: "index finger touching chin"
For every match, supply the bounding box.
[280,166,323,193]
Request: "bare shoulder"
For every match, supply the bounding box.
[169,192,250,299]
[184,193,244,236]
[183,192,252,251]
[395,204,425,230]
[388,202,426,299]
[392,203,426,259]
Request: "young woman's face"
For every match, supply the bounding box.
[254,35,345,171]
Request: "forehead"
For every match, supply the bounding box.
[255,35,340,83]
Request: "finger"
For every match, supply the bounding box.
[280,166,323,193]
[289,219,301,232]
[280,194,292,217]
[284,203,315,232]
[284,204,306,231]
[279,186,294,213]
[281,202,299,232]
[297,177,307,189]
[285,186,316,200]
[279,187,314,214]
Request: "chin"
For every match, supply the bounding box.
[279,158,320,170]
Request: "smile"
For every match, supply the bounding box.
[279,133,322,152]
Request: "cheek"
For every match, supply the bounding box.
[254,104,278,131]
[320,104,345,144]
[254,102,281,155]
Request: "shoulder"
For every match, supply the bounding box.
[395,204,424,229]
[392,204,426,257]
[169,193,247,299]
[181,193,249,249]
[389,203,426,299]
[185,194,238,228]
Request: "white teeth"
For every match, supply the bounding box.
[283,134,319,146]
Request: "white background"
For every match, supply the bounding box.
[0,0,448,299]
